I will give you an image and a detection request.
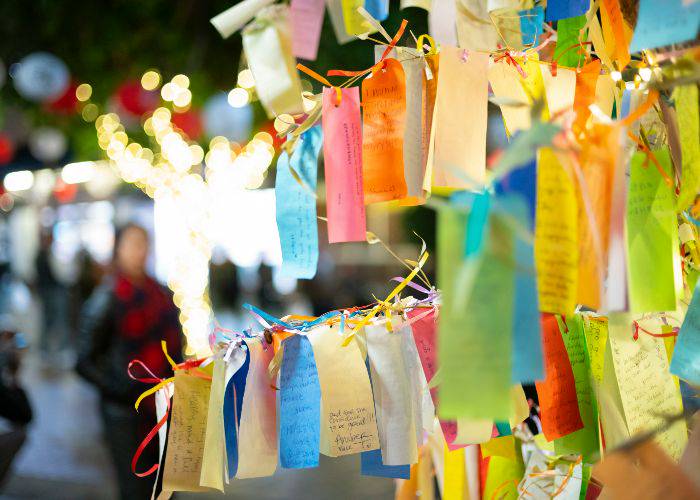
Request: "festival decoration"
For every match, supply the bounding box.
[69,0,700,497]
[11,52,70,102]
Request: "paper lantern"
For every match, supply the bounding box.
[171,109,203,140]
[0,134,15,165]
[46,82,79,114]
[12,52,70,102]
[203,93,253,143]
[116,80,160,117]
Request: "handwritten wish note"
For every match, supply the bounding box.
[554,315,599,462]
[608,313,687,460]
[366,323,419,466]
[276,127,322,279]
[431,47,488,189]
[199,360,226,491]
[438,207,514,421]
[582,315,608,383]
[626,149,677,313]
[535,314,584,441]
[242,6,304,118]
[322,86,366,243]
[163,370,212,492]
[535,148,578,315]
[307,325,380,457]
[279,334,321,468]
[290,0,325,61]
[630,0,700,53]
[236,338,278,478]
[361,58,408,204]
[593,440,700,499]
[676,84,700,212]
[671,285,700,385]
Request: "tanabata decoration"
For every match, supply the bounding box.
[141,1,700,497]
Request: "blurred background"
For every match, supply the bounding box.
[0,1,508,498]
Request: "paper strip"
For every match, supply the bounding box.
[236,338,278,478]
[279,334,321,468]
[308,325,380,456]
[275,127,322,279]
[322,86,367,242]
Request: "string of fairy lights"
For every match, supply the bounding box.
[94,70,278,356]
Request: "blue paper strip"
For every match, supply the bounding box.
[495,158,537,223]
[670,285,700,385]
[360,449,410,479]
[279,335,321,469]
[519,6,544,46]
[364,0,389,21]
[275,126,323,279]
[224,345,250,478]
[495,421,512,436]
[630,0,700,53]
[545,0,588,22]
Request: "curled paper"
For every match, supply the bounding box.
[210,0,276,38]
[242,5,304,118]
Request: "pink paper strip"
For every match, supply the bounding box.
[407,308,464,449]
[322,87,367,243]
[290,0,325,61]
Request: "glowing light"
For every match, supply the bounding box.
[253,131,274,145]
[141,70,161,91]
[81,103,99,122]
[76,83,92,102]
[173,89,192,108]
[274,114,294,133]
[62,161,96,184]
[172,74,190,89]
[625,81,635,90]
[161,82,176,101]
[3,170,34,192]
[227,88,249,108]
[639,67,652,82]
[237,69,255,89]
[611,70,622,82]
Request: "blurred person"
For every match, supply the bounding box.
[76,223,182,500]
[34,230,70,364]
[69,248,104,337]
[0,322,32,489]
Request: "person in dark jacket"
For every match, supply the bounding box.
[76,223,182,500]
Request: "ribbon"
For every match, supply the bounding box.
[494,50,528,78]
[129,341,210,477]
[327,19,408,78]
[342,247,429,346]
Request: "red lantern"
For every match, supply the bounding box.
[116,80,159,117]
[0,134,15,165]
[171,109,203,140]
[45,82,79,114]
[53,179,77,203]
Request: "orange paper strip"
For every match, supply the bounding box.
[361,58,408,204]
[535,314,584,441]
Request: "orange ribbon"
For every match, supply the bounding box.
[326,19,408,78]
